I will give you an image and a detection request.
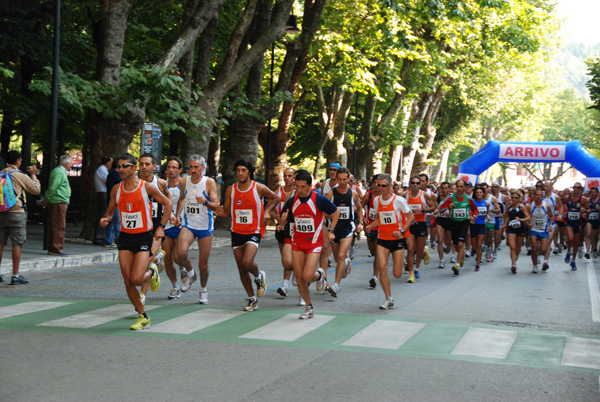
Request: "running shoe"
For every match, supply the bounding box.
[316,268,326,294]
[527,247,532,256]
[130,314,150,330]
[349,245,356,260]
[0,274,3,283]
[486,249,492,262]
[327,283,339,297]
[493,251,498,259]
[594,251,598,259]
[299,306,314,320]
[244,297,258,311]
[255,271,267,297]
[511,265,517,274]
[571,261,577,271]
[452,264,460,276]
[585,252,591,260]
[140,293,146,306]
[149,263,161,292]
[406,274,416,283]
[298,297,306,306]
[198,291,208,305]
[414,270,420,279]
[369,277,377,289]
[552,248,559,255]
[438,260,445,269]
[10,275,29,285]
[465,250,471,258]
[342,257,352,278]
[292,273,298,286]
[578,248,583,259]
[444,245,451,254]
[497,245,502,250]
[328,257,332,267]
[558,244,562,253]
[564,252,571,264]
[532,265,538,274]
[423,246,431,265]
[156,249,166,272]
[475,264,480,272]
[450,255,456,264]
[168,287,181,300]
[180,270,197,293]
[380,297,394,310]
[277,283,288,297]
[180,267,188,282]
[542,262,549,271]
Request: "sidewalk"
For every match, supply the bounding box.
[0,222,248,274]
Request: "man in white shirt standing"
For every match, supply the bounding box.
[94,156,113,245]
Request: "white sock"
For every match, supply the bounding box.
[283,279,289,287]
[172,282,180,290]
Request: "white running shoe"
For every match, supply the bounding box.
[450,254,456,264]
[438,260,445,269]
[379,297,394,310]
[298,297,306,306]
[299,306,314,320]
[316,268,326,294]
[198,291,208,305]
[277,283,288,297]
[342,257,351,278]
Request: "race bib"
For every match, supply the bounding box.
[409,204,420,212]
[533,219,546,231]
[477,206,487,217]
[235,209,253,224]
[289,224,295,237]
[567,211,580,221]
[509,219,521,228]
[122,211,143,230]
[339,206,350,220]
[185,199,203,215]
[368,209,376,220]
[379,210,397,225]
[590,211,599,220]
[294,217,315,233]
[453,208,467,219]
[151,202,158,218]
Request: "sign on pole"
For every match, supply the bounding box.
[141,122,162,172]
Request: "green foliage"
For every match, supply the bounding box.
[587,57,600,112]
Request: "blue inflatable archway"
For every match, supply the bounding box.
[457,140,600,185]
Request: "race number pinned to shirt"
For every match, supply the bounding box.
[338,206,350,220]
[294,217,315,233]
[368,209,376,220]
[379,211,397,225]
[567,211,580,221]
[235,209,253,224]
[185,199,203,215]
[151,202,158,218]
[122,211,143,230]
[533,218,547,231]
[477,206,487,217]
[453,208,467,219]
[589,211,599,220]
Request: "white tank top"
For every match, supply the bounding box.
[183,176,213,230]
[165,182,181,230]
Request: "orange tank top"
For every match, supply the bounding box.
[407,190,426,222]
[377,195,409,241]
[116,180,153,234]
[231,181,263,235]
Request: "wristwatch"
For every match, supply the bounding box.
[329,228,336,232]
[157,223,166,228]
[400,229,406,235]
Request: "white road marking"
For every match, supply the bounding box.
[342,320,426,349]
[239,313,335,342]
[38,304,160,329]
[148,309,243,334]
[561,337,600,370]
[451,327,517,359]
[0,301,72,320]
[587,263,600,322]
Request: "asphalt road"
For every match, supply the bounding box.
[1,236,599,402]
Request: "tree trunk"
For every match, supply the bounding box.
[411,82,446,176]
[0,110,14,159]
[354,92,377,181]
[323,90,354,165]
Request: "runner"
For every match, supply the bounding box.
[365,173,414,309]
[406,175,435,281]
[216,159,279,311]
[325,167,363,297]
[162,156,185,300]
[279,169,339,319]
[562,182,589,270]
[271,167,297,301]
[174,155,218,304]
[490,182,508,259]
[434,181,453,269]
[503,189,531,274]
[528,188,554,273]
[362,174,382,288]
[470,186,490,271]
[100,154,172,330]
[437,180,478,276]
[483,183,501,262]
[319,162,341,280]
[585,186,600,259]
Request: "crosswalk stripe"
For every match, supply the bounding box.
[0,301,72,320]
[561,337,600,370]
[451,327,517,359]
[342,320,426,350]
[239,313,335,342]
[148,309,244,334]
[38,304,161,329]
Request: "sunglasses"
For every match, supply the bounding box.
[377,183,390,187]
[492,186,499,188]
[329,169,338,172]
[511,196,520,199]
[411,181,421,185]
[115,163,135,169]
[573,186,582,189]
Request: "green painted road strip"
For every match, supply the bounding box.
[1,296,599,374]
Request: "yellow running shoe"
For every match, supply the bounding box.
[149,263,161,292]
[255,270,267,297]
[406,274,416,283]
[130,314,150,330]
[423,246,431,265]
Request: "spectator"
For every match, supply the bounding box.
[0,151,41,284]
[104,158,122,247]
[45,155,72,256]
[93,156,112,245]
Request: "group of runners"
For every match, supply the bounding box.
[99,153,597,329]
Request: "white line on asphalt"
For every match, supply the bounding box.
[586,263,600,322]
[0,301,72,320]
[239,313,335,342]
[38,304,160,328]
[342,320,426,350]
[451,327,517,359]
[561,337,600,370]
[148,309,243,334]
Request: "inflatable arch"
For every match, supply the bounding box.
[457,140,600,190]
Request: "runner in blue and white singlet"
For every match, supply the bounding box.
[528,189,554,273]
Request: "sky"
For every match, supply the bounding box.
[555,0,600,45]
